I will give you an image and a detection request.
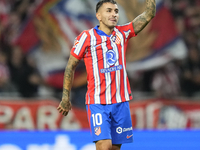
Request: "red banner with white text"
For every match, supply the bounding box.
[0,99,88,130]
[0,99,200,130]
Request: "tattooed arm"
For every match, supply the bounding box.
[57,54,80,116]
[132,0,156,34]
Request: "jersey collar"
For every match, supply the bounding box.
[94,25,116,37]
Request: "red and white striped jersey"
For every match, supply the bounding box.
[71,22,136,104]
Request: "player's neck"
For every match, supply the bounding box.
[98,24,114,36]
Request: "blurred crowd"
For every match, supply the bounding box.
[0,0,47,97]
[129,0,200,99]
[167,0,200,98]
[0,0,200,103]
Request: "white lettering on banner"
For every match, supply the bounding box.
[27,145,51,150]
[80,144,96,150]
[53,135,76,150]
[60,111,81,130]
[37,106,59,130]
[146,102,163,128]
[130,108,145,129]
[157,106,187,129]
[2,99,200,130]
[0,145,22,150]
[0,103,81,130]
[0,135,95,150]
[13,107,34,130]
[27,135,95,150]
[187,111,200,128]
[0,106,13,124]
[27,135,77,150]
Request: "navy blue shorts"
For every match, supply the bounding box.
[86,102,133,144]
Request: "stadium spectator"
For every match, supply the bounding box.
[8,46,42,97]
[151,62,181,99]
[180,46,200,97]
[0,0,200,100]
[0,50,10,92]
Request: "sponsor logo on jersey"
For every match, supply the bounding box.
[123,127,133,132]
[116,127,122,134]
[126,134,133,139]
[100,49,122,73]
[100,65,122,73]
[106,50,117,66]
[116,127,133,134]
[93,43,102,48]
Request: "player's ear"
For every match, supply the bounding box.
[96,12,101,21]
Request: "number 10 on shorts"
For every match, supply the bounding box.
[92,113,102,127]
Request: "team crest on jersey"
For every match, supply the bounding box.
[94,127,101,136]
[73,38,79,48]
[111,35,121,44]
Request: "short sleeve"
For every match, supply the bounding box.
[70,31,88,60]
[116,22,137,40]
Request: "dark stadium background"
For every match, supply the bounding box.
[0,0,200,149]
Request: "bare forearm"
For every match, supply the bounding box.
[145,0,156,20]
[57,55,79,116]
[62,67,75,101]
[133,0,156,34]
[62,55,80,102]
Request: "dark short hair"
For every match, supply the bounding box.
[96,0,117,13]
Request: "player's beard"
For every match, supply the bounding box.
[101,20,117,30]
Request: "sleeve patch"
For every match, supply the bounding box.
[73,38,79,48]
[124,30,131,39]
